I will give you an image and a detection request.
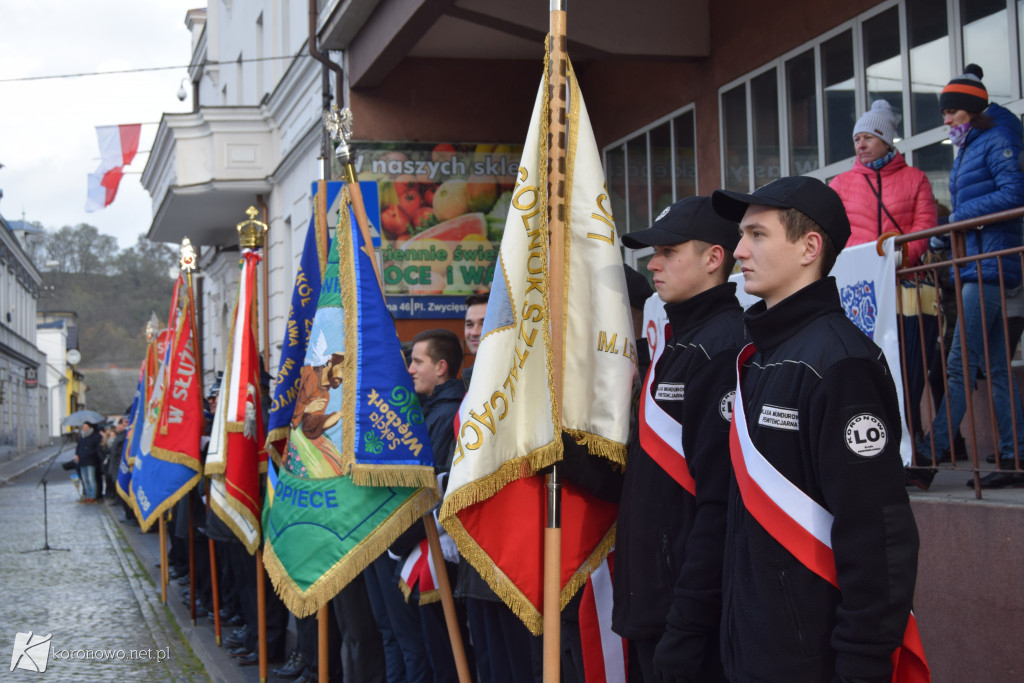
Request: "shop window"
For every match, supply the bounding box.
[627,135,651,232]
[650,122,674,220]
[603,107,696,238]
[963,0,1012,102]
[673,111,697,200]
[787,50,819,175]
[722,84,749,191]
[907,0,950,135]
[822,30,856,166]
[752,69,781,185]
[863,7,904,138]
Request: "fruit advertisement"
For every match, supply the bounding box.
[339,141,523,316]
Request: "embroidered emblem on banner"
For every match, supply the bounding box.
[654,383,685,402]
[719,391,735,422]
[839,280,878,339]
[758,404,799,431]
[844,413,887,457]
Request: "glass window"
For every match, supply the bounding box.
[673,111,697,199]
[907,0,950,135]
[962,0,1011,103]
[822,30,856,165]
[627,135,650,231]
[649,122,674,219]
[914,142,954,212]
[604,108,696,242]
[752,69,781,184]
[787,50,819,175]
[606,145,627,234]
[863,7,904,138]
[722,84,749,191]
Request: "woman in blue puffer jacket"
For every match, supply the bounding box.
[918,64,1024,489]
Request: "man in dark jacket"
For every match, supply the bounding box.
[612,196,744,682]
[711,176,921,683]
[385,328,468,683]
[74,422,103,503]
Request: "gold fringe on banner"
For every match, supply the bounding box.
[351,464,439,489]
[262,486,438,617]
[439,439,561,521]
[563,429,627,468]
[150,445,204,473]
[338,186,359,476]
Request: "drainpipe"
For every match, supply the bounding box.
[309,0,345,180]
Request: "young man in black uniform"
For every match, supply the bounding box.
[711,177,923,683]
[612,196,744,683]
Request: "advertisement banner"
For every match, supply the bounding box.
[337,142,523,317]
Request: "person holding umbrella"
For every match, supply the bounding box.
[73,421,103,503]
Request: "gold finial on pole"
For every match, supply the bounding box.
[237,206,268,249]
[145,312,159,341]
[179,237,197,273]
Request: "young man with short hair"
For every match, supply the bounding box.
[613,196,744,682]
[463,293,488,357]
[711,177,922,683]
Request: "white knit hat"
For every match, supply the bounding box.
[852,100,899,147]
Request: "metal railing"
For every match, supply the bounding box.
[891,206,1024,498]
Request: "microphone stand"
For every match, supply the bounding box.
[22,444,71,553]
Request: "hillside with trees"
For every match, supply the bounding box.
[24,223,179,368]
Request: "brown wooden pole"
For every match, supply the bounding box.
[188,498,196,624]
[257,548,268,683]
[424,517,472,683]
[544,3,569,681]
[318,605,329,683]
[209,536,222,645]
[158,515,168,604]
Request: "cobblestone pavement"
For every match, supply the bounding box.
[0,454,207,682]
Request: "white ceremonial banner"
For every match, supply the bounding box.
[730,240,911,464]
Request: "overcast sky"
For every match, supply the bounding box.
[0,1,198,249]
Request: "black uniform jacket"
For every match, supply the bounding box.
[612,282,745,641]
[721,277,919,683]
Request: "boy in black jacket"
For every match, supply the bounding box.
[612,196,744,682]
[711,177,922,683]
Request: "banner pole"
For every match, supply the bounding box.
[325,106,471,681]
[544,2,568,681]
[158,514,168,604]
[424,518,473,683]
[318,606,329,683]
[188,499,196,625]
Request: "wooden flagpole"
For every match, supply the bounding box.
[324,105,472,683]
[318,605,329,683]
[544,2,569,681]
[159,514,168,604]
[237,208,271,683]
[181,239,218,636]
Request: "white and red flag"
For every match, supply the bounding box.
[207,250,267,553]
[439,52,636,633]
[85,124,141,212]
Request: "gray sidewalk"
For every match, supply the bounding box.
[1,445,294,683]
[1,451,206,681]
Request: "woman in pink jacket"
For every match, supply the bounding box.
[830,99,938,447]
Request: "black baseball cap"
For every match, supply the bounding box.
[621,196,740,251]
[711,176,851,252]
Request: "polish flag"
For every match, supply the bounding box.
[85,124,141,212]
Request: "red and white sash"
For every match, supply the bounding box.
[639,297,696,494]
[578,551,627,683]
[730,343,929,683]
[398,539,440,605]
